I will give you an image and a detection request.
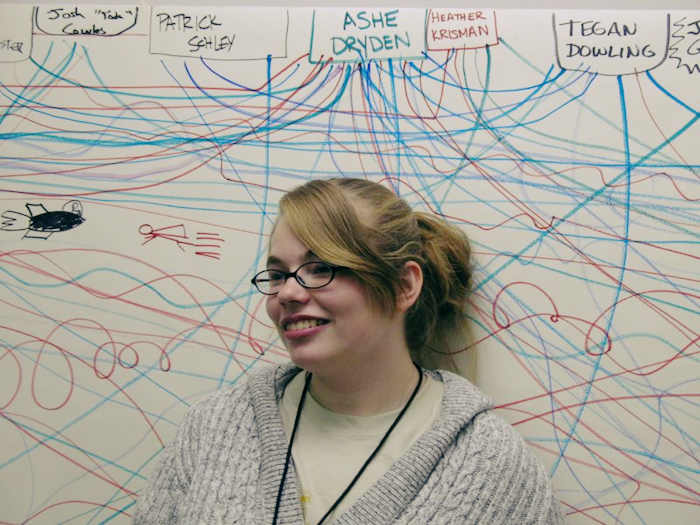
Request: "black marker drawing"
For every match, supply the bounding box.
[1,201,85,239]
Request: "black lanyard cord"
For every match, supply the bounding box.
[272,370,313,525]
[273,363,423,525]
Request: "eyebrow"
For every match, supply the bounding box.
[266,250,318,267]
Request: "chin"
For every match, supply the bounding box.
[286,346,338,375]
[287,352,324,372]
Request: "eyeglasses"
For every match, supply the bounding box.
[251,261,343,295]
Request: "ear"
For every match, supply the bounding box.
[396,261,423,313]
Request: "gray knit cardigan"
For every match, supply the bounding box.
[134,363,567,524]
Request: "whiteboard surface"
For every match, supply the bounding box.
[0,4,698,524]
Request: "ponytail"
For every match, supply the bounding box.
[406,212,474,375]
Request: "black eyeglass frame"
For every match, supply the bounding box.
[250,262,344,295]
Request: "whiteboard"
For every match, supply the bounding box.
[0,4,698,524]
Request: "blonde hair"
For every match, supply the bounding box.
[278,178,474,376]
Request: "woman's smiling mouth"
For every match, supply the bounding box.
[284,318,329,332]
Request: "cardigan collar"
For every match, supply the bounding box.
[248,362,493,524]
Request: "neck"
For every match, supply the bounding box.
[307,355,420,416]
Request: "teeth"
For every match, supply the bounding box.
[285,319,326,331]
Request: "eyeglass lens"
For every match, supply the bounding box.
[254,262,335,294]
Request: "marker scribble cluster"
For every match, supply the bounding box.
[0,5,698,525]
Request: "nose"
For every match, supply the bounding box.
[275,275,310,305]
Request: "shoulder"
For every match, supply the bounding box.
[184,361,300,430]
[433,370,545,481]
[456,413,564,524]
[427,371,563,523]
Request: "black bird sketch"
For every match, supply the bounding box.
[2,201,85,239]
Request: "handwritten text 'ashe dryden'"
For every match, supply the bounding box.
[331,10,410,58]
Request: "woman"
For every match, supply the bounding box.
[134,178,566,524]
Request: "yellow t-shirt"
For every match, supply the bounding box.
[279,371,443,524]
